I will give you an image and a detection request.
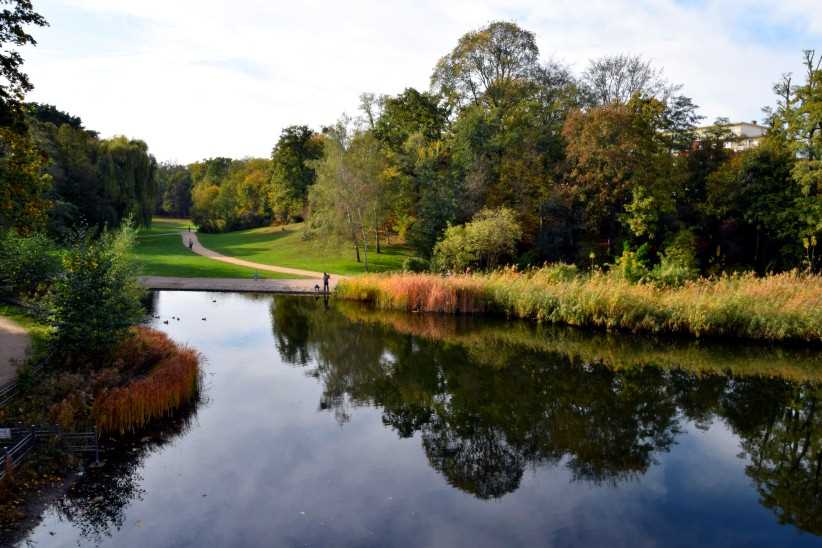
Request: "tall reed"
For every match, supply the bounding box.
[336,267,822,343]
[93,328,202,435]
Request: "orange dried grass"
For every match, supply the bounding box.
[93,327,201,435]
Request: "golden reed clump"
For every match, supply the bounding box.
[93,327,201,435]
[337,268,822,343]
[342,273,490,314]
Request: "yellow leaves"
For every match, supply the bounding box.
[381,165,401,181]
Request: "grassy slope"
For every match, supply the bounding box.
[133,218,297,279]
[198,223,413,276]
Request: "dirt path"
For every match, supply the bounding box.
[139,276,338,293]
[181,232,337,279]
[0,316,30,385]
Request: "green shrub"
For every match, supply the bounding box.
[650,230,698,287]
[612,244,650,283]
[432,207,522,272]
[402,257,430,273]
[536,263,579,283]
[47,223,145,365]
[0,231,60,297]
[651,255,697,287]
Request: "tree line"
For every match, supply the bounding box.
[1,2,157,240]
[174,21,821,275]
[3,10,820,275]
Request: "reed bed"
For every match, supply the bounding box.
[93,327,202,435]
[336,267,822,343]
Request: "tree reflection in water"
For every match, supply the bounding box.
[270,296,822,530]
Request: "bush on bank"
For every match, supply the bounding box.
[336,266,822,342]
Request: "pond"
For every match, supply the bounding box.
[13,291,822,547]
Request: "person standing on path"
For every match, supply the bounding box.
[323,272,330,295]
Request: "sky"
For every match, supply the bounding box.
[20,0,822,163]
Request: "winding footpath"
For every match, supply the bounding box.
[139,232,344,293]
[181,232,330,279]
[0,316,30,384]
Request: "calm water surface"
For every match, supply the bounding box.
[14,291,822,547]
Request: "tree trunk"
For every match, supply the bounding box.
[347,209,361,262]
[361,226,370,272]
[374,205,382,254]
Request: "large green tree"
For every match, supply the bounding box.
[562,95,675,255]
[431,21,540,110]
[269,125,324,222]
[779,51,822,270]
[309,125,388,268]
[704,141,802,271]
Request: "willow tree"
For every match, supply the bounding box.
[97,136,158,228]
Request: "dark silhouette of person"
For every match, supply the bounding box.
[188,239,193,250]
[323,272,330,294]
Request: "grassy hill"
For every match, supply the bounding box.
[197,223,413,276]
[132,218,297,279]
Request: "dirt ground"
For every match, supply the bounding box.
[0,316,30,384]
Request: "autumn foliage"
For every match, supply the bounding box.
[92,327,201,435]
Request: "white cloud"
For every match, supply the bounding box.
[22,0,822,163]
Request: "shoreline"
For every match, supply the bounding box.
[138,276,336,294]
[336,270,822,344]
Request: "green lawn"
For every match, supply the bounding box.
[198,223,414,275]
[138,217,193,236]
[132,218,298,279]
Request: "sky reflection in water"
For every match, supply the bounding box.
[16,291,822,547]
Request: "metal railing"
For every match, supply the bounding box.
[0,427,100,481]
[0,432,36,481]
[0,381,17,407]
